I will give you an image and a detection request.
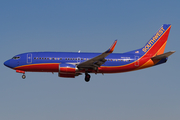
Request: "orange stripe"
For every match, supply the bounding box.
[156,41,167,55]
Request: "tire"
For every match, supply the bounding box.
[85,74,90,82]
[22,75,26,79]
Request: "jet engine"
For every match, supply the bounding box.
[58,64,79,78]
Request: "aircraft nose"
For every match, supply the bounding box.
[4,60,11,68]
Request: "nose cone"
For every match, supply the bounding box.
[4,60,11,68]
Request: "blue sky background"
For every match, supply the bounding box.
[0,0,179,120]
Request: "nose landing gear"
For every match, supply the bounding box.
[16,70,26,79]
[22,74,26,79]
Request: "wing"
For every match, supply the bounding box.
[77,40,117,70]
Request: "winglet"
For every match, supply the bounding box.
[105,40,117,53]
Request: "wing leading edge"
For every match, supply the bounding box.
[77,40,117,70]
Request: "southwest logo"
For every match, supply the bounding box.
[142,27,165,53]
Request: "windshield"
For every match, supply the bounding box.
[12,56,20,60]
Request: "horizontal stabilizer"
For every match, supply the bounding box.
[151,51,175,60]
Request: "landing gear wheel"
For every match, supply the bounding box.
[85,73,91,82]
[22,74,26,79]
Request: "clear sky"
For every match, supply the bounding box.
[0,0,179,120]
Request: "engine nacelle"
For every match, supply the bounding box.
[58,64,78,78]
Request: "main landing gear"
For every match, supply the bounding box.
[85,72,91,82]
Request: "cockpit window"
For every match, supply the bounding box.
[12,56,20,60]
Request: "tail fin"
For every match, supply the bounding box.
[141,24,171,56]
[132,24,172,69]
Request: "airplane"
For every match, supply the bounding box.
[4,24,175,82]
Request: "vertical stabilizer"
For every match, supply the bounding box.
[141,24,171,56]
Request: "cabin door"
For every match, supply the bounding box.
[135,56,139,66]
[77,57,81,63]
[27,54,32,63]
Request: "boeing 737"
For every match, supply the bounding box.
[4,24,175,82]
